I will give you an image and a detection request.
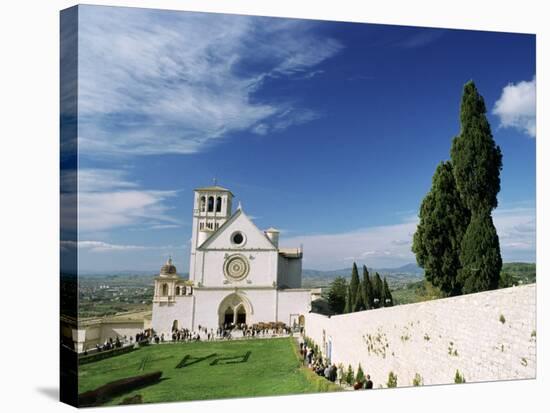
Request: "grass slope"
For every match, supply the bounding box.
[79,337,337,405]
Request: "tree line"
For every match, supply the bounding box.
[327,262,393,315]
[412,81,503,296]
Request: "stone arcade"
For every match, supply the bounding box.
[152,185,312,334]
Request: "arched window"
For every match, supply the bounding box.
[162,283,168,296]
[207,196,214,212]
[216,196,222,212]
[175,286,181,295]
[200,196,206,212]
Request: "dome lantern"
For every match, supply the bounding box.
[160,256,178,277]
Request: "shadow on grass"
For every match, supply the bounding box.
[79,372,169,407]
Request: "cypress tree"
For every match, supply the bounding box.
[353,286,365,312]
[412,161,470,296]
[383,277,393,307]
[345,365,355,386]
[451,81,503,214]
[327,276,348,315]
[362,265,373,310]
[373,272,384,308]
[458,211,502,293]
[356,364,366,384]
[343,285,351,314]
[349,263,360,312]
[451,81,503,292]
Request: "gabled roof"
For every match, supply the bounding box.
[197,208,278,251]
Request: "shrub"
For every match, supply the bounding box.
[79,345,136,365]
[345,365,355,386]
[454,369,466,384]
[412,373,423,386]
[355,364,365,384]
[78,371,162,407]
[387,371,398,388]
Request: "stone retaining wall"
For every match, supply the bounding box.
[304,284,536,388]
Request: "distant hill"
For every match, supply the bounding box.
[302,263,424,288]
[302,262,536,289]
[80,270,190,279]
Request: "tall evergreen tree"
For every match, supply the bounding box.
[327,276,348,315]
[343,284,351,314]
[451,80,502,214]
[412,161,470,296]
[353,287,365,312]
[373,272,384,308]
[383,277,393,307]
[451,81,503,292]
[362,265,373,310]
[348,263,360,312]
[458,211,502,293]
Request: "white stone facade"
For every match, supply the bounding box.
[304,284,536,387]
[152,185,311,335]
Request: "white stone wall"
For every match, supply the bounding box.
[277,289,311,325]
[99,322,146,344]
[74,320,146,352]
[152,295,194,333]
[304,284,536,388]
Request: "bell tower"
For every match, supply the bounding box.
[189,182,233,280]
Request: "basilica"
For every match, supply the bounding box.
[152,185,312,334]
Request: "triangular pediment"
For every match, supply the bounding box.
[198,209,277,250]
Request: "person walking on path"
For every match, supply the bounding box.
[365,375,373,389]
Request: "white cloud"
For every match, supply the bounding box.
[492,77,536,138]
[78,6,343,157]
[281,219,418,270]
[280,206,535,270]
[493,206,536,257]
[61,168,180,233]
[61,240,185,253]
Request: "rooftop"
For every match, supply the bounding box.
[194,185,233,195]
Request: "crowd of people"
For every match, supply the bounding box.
[146,322,296,344]
[90,335,126,354]
[299,338,374,390]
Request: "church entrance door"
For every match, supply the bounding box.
[236,305,246,325]
[218,293,253,327]
[224,307,234,325]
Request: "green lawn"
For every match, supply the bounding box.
[79,337,339,405]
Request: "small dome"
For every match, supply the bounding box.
[160,257,177,277]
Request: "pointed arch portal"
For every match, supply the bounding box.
[218,293,253,327]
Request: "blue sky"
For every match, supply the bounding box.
[68,5,536,272]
